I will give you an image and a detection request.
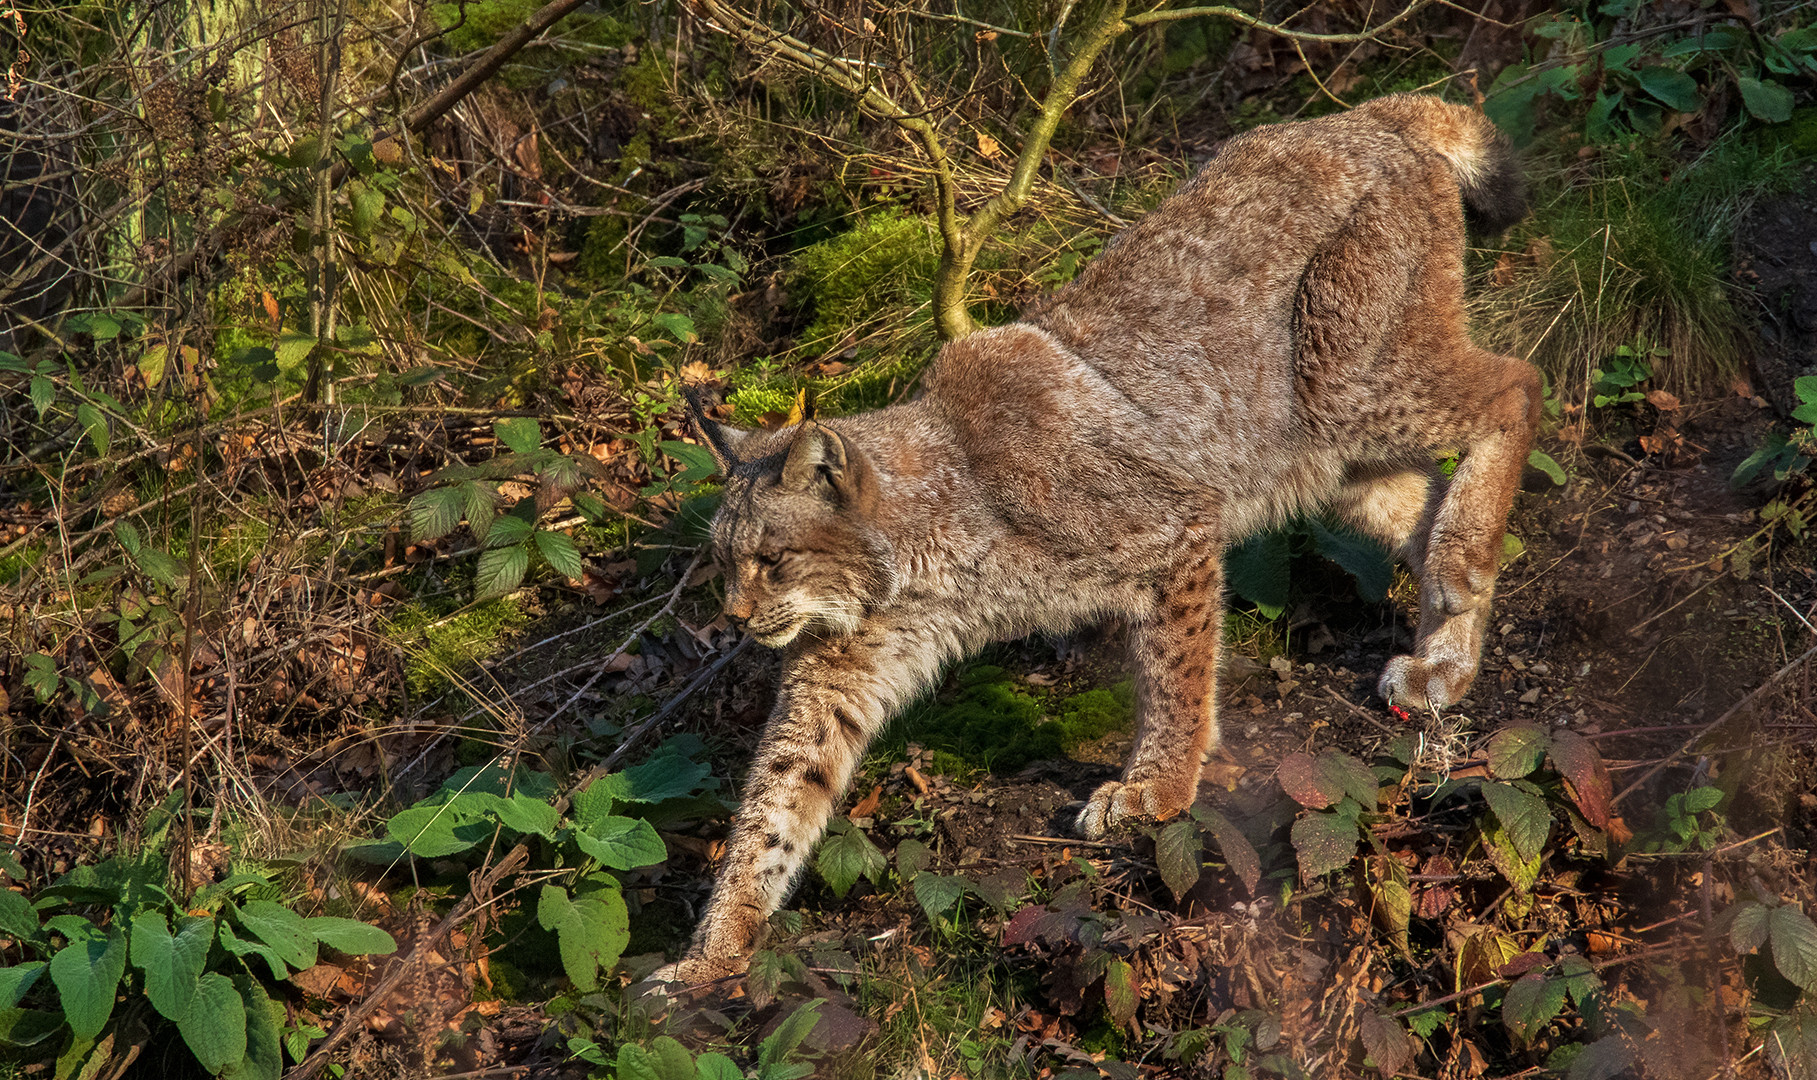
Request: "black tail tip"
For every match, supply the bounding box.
[1462,131,1528,236]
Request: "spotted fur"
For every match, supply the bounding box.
[654,95,1539,985]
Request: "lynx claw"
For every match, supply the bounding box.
[1077,779,1177,839]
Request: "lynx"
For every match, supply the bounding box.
[657,94,1539,985]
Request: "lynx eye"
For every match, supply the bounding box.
[754,550,784,569]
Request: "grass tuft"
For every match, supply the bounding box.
[1474,135,1797,396]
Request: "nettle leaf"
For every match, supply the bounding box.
[1358,1010,1415,1076]
[1635,66,1701,112]
[1482,781,1552,863]
[1225,529,1290,618]
[386,801,492,857]
[1154,819,1203,901]
[234,901,317,974]
[573,815,667,871]
[1104,959,1140,1026]
[817,818,886,898]
[1739,77,1795,123]
[76,403,109,457]
[895,839,931,880]
[474,542,529,600]
[0,962,46,1009]
[1503,971,1568,1043]
[534,530,586,581]
[1307,518,1392,601]
[660,440,720,485]
[650,311,697,344]
[1291,802,1362,881]
[0,887,39,942]
[130,912,212,1021]
[494,417,541,454]
[603,754,713,805]
[1769,905,1817,991]
[409,486,465,542]
[224,972,284,1080]
[1528,449,1568,486]
[536,884,629,991]
[1548,730,1613,828]
[912,874,967,922]
[1486,724,1549,779]
[48,921,126,1040]
[29,374,54,417]
[179,971,247,1075]
[302,918,396,955]
[273,330,317,372]
[1192,805,1262,896]
[218,922,288,981]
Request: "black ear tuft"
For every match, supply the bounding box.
[682,386,748,475]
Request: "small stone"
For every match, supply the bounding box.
[1270,655,1293,681]
[1499,622,1514,635]
[1530,661,1551,676]
[1519,687,1542,704]
[1508,655,1526,671]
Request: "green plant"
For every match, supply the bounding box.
[0,795,397,1080]
[1733,375,1817,489]
[1484,10,1817,146]
[1225,517,1393,620]
[1589,338,1659,408]
[1638,785,1726,852]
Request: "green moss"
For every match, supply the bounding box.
[894,666,1135,775]
[790,208,940,354]
[0,543,44,586]
[389,596,530,695]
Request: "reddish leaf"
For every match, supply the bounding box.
[1279,752,1340,809]
[1358,1009,1415,1076]
[1548,730,1612,828]
[1001,906,1044,947]
[1495,951,1548,978]
[1104,959,1140,1026]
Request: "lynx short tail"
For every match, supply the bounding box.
[1362,94,1527,235]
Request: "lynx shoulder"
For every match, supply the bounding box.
[656,94,1539,986]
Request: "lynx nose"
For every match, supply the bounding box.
[725,593,755,623]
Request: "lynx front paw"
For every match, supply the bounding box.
[1378,654,1474,711]
[647,954,745,992]
[1077,779,1186,839]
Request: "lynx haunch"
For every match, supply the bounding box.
[660,94,1539,984]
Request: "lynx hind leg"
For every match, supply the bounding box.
[1377,352,1541,711]
[1079,534,1222,838]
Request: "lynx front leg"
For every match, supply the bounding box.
[1379,353,1540,709]
[1079,530,1223,838]
[655,630,942,986]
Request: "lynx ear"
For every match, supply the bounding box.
[781,422,850,495]
[682,387,750,475]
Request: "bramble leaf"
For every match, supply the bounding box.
[1769,905,1817,991]
[1154,819,1202,901]
[817,819,886,898]
[1486,724,1549,779]
[1503,971,1568,1043]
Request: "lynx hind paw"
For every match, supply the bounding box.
[1378,654,1474,712]
[1077,779,1182,839]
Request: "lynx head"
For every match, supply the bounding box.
[685,391,895,648]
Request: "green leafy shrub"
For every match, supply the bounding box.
[0,795,397,1080]
[897,668,1135,774]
